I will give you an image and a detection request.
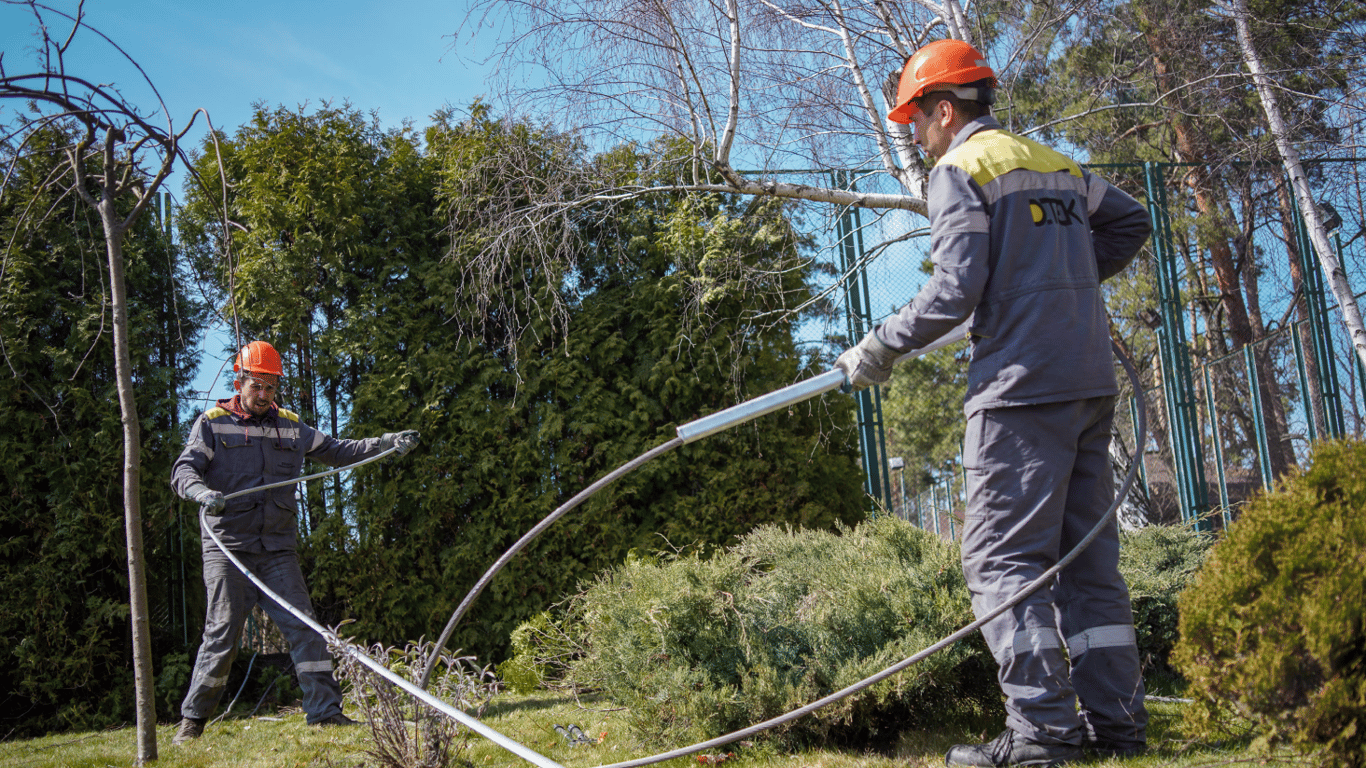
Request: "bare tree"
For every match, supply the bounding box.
[445,0,985,338]
[2,2,200,761]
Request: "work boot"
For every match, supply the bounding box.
[945,730,1081,767]
[171,717,206,746]
[313,712,360,727]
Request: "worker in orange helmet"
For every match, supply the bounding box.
[835,39,1152,766]
[168,340,418,745]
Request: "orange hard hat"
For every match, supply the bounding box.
[233,341,283,378]
[888,39,997,124]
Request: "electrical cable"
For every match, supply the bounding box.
[198,508,563,768]
[218,444,400,504]
[202,339,1145,768]
[419,320,975,688]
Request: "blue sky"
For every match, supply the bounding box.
[3,0,501,404]
[2,1,494,139]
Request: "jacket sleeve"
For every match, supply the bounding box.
[874,164,990,353]
[1085,171,1152,281]
[300,423,387,468]
[171,414,214,500]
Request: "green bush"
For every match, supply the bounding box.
[504,515,1209,749]
[1173,440,1366,767]
[512,517,998,748]
[497,612,560,694]
[156,651,193,719]
[1118,523,1214,683]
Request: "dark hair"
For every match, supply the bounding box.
[918,78,994,121]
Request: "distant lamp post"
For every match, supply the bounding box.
[1137,308,1163,331]
[888,457,905,522]
[1318,201,1342,234]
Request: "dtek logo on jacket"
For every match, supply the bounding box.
[1030,197,1084,226]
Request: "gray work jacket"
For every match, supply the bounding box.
[172,398,385,553]
[875,116,1152,416]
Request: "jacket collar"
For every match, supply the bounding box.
[945,114,1004,155]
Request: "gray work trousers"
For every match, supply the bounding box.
[960,397,1146,749]
[181,548,343,724]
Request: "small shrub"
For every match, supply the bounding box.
[334,636,499,768]
[497,612,569,694]
[506,515,1209,750]
[1118,523,1214,682]
[1173,440,1366,768]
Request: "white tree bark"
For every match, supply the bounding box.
[1226,0,1366,373]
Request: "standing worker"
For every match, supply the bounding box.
[836,40,1152,767]
[169,340,418,745]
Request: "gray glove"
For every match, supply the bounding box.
[194,489,226,514]
[835,331,901,391]
[381,430,419,456]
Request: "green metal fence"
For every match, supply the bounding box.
[802,158,1366,534]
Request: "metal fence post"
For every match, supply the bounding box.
[1143,162,1212,530]
[1202,365,1231,522]
[1245,344,1274,491]
[1293,328,1319,445]
[1292,201,1346,439]
[833,170,892,512]
[1128,395,1150,500]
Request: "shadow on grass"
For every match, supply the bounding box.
[483,691,620,719]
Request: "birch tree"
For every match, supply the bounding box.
[1223,0,1366,374]
[2,2,199,760]
[446,0,1009,339]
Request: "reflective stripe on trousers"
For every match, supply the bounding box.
[181,548,343,724]
[960,397,1147,747]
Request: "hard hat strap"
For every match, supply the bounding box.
[930,85,995,105]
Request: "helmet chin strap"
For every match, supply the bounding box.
[935,85,995,105]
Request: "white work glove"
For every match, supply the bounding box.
[194,489,226,514]
[381,430,419,456]
[835,331,901,392]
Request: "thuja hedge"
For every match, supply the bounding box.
[1174,440,1366,767]
[503,516,1210,748]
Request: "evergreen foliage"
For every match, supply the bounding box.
[510,517,998,749]
[1173,440,1366,767]
[0,124,205,736]
[178,104,866,672]
[1117,523,1214,681]
[505,516,1211,749]
[334,109,867,663]
[880,347,968,496]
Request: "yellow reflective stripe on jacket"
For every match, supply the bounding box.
[207,422,301,440]
[940,128,1082,189]
[205,406,230,420]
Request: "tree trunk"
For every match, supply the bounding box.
[1149,40,1294,479]
[98,188,158,764]
[1228,0,1366,374]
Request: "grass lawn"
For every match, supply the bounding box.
[0,693,1311,768]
